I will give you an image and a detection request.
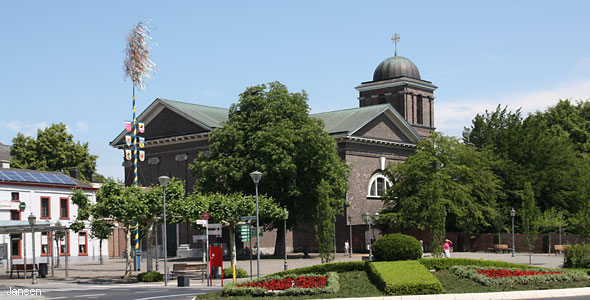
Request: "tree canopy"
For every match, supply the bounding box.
[10,123,97,181]
[190,81,349,256]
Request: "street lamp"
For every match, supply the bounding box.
[347,214,353,258]
[158,176,170,286]
[362,211,373,260]
[28,213,37,284]
[510,208,516,257]
[250,171,262,278]
[283,208,288,271]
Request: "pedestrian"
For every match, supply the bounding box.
[420,240,424,257]
[443,239,453,258]
[344,240,350,256]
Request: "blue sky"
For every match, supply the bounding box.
[2,1,590,180]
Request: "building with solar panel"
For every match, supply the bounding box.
[0,167,102,269]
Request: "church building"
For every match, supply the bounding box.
[110,49,436,255]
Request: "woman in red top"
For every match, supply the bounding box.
[443,239,453,258]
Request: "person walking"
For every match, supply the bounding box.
[344,240,350,256]
[443,239,453,258]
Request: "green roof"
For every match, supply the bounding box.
[158,98,228,128]
[311,104,392,134]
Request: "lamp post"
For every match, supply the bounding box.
[348,214,353,258]
[510,208,516,257]
[250,171,262,278]
[158,176,170,286]
[373,212,379,242]
[28,213,37,284]
[362,211,373,260]
[283,208,288,271]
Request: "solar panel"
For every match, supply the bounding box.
[0,170,77,186]
[0,171,11,181]
[16,171,39,182]
[55,174,76,185]
[32,173,53,183]
[3,171,24,181]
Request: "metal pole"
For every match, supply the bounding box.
[511,213,515,257]
[155,223,159,272]
[65,232,69,279]
[31,227,37,284]
[368,222,373,260]
[163,187,168,286]
[24,233,27,279]
[51,232,54,278]
[249,223,252,280]
[349,216,353,258]
[333,219,337,256]
[284,218,288,271]
[255,182,260,278]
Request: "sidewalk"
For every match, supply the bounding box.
[0,252,586,299]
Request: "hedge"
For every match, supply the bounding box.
[136,271,164,282]
[367,261,443,295]
[373,233,422,261]
[223,267,249,278]
[222,272,339,296]
[267,261,366,277]
[451,265,588,286]
[419,258,543,271]
[564,243,590,268]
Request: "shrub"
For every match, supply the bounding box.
[367,261,443,295]
[564,243,590,268]
[137,271,164,282]
[419,258,541,271]
[222,272,339,296]
[223,267,249,278]
[372,233,422,261]
[451,265,588,286]
[268,261,366,277]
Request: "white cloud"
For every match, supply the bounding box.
[0,121,47,137]
[75,121,90,133]
[436,80,590,137]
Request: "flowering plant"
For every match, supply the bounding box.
[451,265,588,286]
[223,272,339,296]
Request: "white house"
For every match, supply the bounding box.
[0,168,105,266]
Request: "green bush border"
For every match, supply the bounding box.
[367,261,443,295]
[267,261,366,277]
[222,272,339,296]
[451,265,589,286]
[419,258,544,271]
[136,271,164,282]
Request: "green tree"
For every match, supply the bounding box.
[520,181,540,264]
[382,133,501,255]
[90,220,114,265]
[168,192,286,269]
[10,123,97,180]
[190,82,348,257]
[536,207,568,254]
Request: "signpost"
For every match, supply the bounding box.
[239,216,257,280]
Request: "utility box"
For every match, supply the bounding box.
[177,276,190,287]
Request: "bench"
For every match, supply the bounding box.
[10,264,37,279]
[488,244,512,253]
[171,263,207,281]
[554,245,570,254]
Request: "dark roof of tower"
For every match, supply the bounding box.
[373,55,421,81]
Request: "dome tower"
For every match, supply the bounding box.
[355,35,437,138]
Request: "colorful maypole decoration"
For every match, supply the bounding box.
[124,21,156,272]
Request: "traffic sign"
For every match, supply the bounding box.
[207,223,222,230]
[196,219,208,226]
[193,235,207,242]
[240,216,256,221]
[203,212,210,220]
[19,202,26,211]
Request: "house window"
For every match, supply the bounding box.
[78,232,88,256]
[368,173,393,197]
[417,96,423,125]
[10,210,20,221]
[11,192,19,202]
[58,232,70,256]
[11,234,22,258]
[41,197,51,219]
[60,197,69,219]
[41,232,52,256]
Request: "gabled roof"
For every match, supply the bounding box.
[311,104,422,142]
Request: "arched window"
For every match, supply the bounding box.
[368,173,393,197]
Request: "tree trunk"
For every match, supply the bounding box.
[273,224,285,257]
[124,225,132,278]
[229,225,237,267]
[99,239,103,265]
[146,221,153,272]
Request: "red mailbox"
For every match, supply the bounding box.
[209,244,223,286]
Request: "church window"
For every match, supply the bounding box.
[417,96,423,125]
[368,173,393,197]
[378,94,386,104]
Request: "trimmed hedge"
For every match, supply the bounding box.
[373,233,422,261]
[222,272,339,296]
[137,271,164,282]
[419,258,543,271]
[223,267,249,278]
[367,261,443,295]
[267,261,366,277]
[564,243,590,268]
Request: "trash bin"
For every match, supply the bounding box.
[38,263,48,278]
[177,276,190,287]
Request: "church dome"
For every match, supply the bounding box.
[373,55,421,81]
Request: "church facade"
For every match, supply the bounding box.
[110,52,436,255]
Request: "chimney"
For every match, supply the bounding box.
[0,161,9,169]
[69,168,81,180]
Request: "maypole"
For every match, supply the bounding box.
[124,21,156,275]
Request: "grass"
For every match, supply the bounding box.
[434,269,590,294]
[195,270,383,299]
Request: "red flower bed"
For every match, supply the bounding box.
[476,269,562,278]
[237,275,327,290]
